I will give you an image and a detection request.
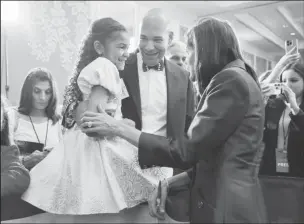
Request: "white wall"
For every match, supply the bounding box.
[121,2,197,44]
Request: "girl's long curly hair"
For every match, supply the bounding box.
[61,18,127,129]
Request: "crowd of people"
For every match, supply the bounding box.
[1,7,303,224]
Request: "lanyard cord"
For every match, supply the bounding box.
[28,116,49,147]
[281,109,289,151]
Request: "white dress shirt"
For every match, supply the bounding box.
[137,53,167,137]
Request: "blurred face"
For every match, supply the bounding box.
[139,18,169,66]
[282,69,304,98]
[167,45,188,69]
[103,31,130,70]
[32,80,52,111]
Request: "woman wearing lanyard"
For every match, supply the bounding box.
[260,62,304,177]
[3,67,62,220]
[12,67,62,171]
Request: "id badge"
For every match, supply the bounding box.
[121,79,129,99]
[275,147,289,173]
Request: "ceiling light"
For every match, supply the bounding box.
[282,25,288,28]
[290,33,296,36]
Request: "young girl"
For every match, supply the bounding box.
[21,18,172,220]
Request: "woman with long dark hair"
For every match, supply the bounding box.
[260,62,304,177]
[12,67,62,170]
[80,17,267,223]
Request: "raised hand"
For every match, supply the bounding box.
[277,46,301,71]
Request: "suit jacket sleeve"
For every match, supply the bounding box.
[185,74,195,133]
[138,69,250,170]
[1,145,30,197]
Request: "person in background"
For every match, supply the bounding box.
[12,67,62,170]
[80,17,267,223]
[166,40,188,70]
[1,96,30,221]
[260,62,304,177]
[166,40,200,108]
[260,46,301,93]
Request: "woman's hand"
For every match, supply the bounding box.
[262,46,301,84]
[281,84,300,115]
[148,180,169,220]
[22,150,49,170]
[80,105,120,138]
[43,147,53,153]
[276,46,301,71]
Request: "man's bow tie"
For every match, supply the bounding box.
[142,61,164,72]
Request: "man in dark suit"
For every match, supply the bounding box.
[120,9,194,136]
[119,9,194,222]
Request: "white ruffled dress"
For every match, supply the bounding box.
[21,57,173,215]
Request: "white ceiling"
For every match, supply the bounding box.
[136,1,304,61]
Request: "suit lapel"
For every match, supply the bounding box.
[122,54,142,120]
[165,59,180,136]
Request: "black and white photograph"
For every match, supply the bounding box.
[1,1,304,223]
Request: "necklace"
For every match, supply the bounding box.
[28,116,49,147]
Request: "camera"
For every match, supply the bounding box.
[269,83,283,95]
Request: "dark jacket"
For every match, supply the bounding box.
[1,145,30,197]
[1,145,31,221]
[137,59,267,223]
[120,53,195,139]
[260,96,304,177]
